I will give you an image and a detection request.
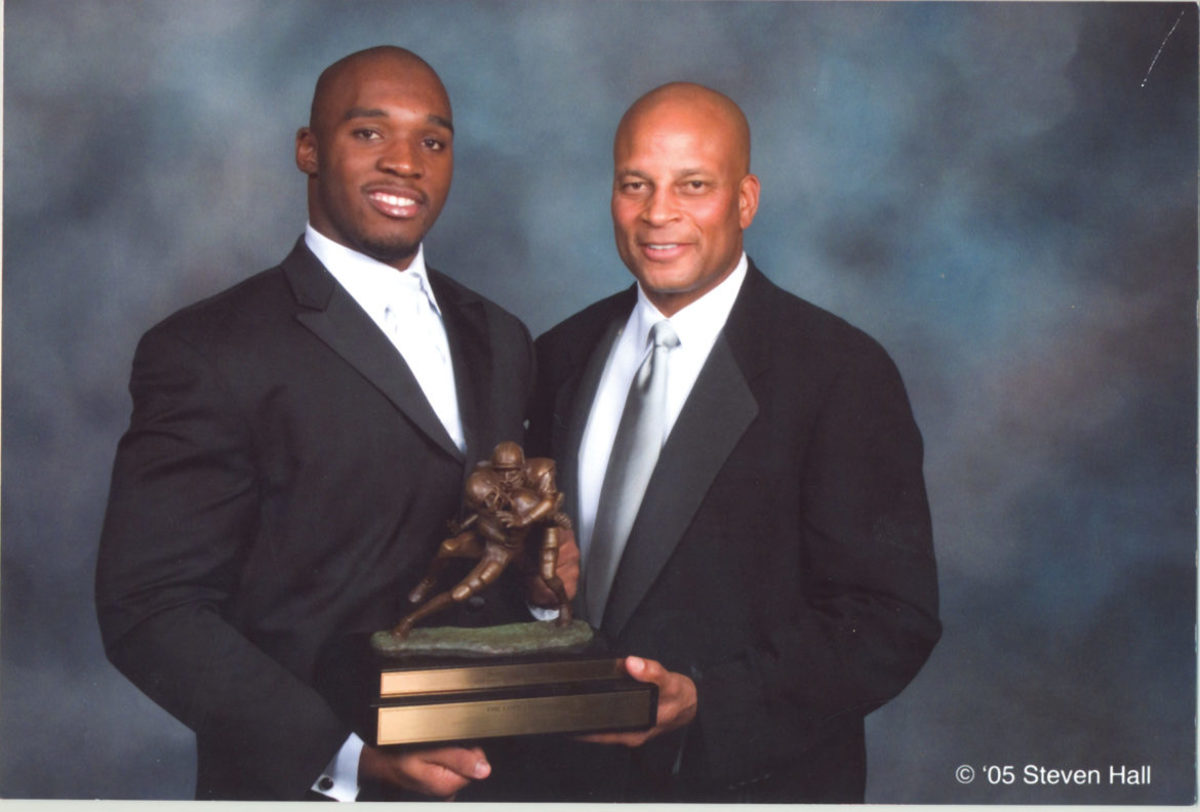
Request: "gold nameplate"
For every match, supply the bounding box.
[315,633,658,748]
[374,678,655,745]
[380,657,627,696]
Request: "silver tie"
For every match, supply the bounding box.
[584,320,680,624]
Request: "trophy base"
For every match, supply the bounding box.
[370,618,595,659]
[373,656,656,745]
[316,626,657,747]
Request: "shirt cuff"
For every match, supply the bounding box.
[312,732,364,801]
[527,603,561,621]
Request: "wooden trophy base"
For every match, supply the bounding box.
[317,622,657,747]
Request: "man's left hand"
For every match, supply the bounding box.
[577,655,697,747]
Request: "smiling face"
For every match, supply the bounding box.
[296,48,453,270]
[611,84,760,316]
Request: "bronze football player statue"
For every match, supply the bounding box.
[391,442,573,638]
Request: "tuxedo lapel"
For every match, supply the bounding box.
[282,241,465,462]
[601,267,772,637]
[428,269,491,467]
[602,334,758,635]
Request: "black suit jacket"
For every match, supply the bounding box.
[95,240,534,800]
[493,261,939,803]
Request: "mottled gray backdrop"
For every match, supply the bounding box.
[2,0,1196,803]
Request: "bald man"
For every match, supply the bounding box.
[96,47,576,800]
[495,82,940,802]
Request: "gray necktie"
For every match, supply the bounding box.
[584,320,680,624]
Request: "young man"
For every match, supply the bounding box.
[96,47,576,801]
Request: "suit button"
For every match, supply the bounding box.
[318,777,334,792]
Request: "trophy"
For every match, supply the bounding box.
[357,442,656,747]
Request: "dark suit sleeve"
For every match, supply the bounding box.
[95,325,349,799]
[691,340,940,786]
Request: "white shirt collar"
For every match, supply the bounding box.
[303,223,442,317]
[630,252,749,350]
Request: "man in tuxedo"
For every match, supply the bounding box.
[95,46,576,801]
[505,82,940,802]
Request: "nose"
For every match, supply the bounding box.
[377,138,421,177]
[643,186,677,226]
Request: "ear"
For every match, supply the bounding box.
[738,173,761,230]
[295,127,318,176]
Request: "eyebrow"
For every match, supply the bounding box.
[616,168,712,179]
[342,107,454,134]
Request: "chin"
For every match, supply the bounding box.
[360,234,422,264]
[638,272,698,295]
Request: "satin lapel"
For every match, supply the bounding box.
[284,243,464,462]
[601,334,758,635]
[428,270,489,467]
[601,265,774,637]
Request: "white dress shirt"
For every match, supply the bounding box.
[576,253,749,565]
[305,224,465,452]
[303,224,465,800]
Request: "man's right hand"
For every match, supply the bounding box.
[358,744,490,798]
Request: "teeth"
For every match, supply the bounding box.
[373,192,418,207]
[647,244,679,250]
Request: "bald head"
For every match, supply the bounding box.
[615,82,751,175]
[309,46,451,134]
[609,82,760,316]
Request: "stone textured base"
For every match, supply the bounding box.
[370,619,595,659]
